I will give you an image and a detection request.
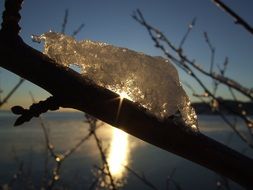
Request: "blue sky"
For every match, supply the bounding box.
[0,0,253,110]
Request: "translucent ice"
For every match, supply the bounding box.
[34,32,198,130]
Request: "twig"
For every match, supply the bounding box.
[179,17,196,50]
[71,23,85,37]
[0,78,24,107]
[86,115,117,190]
[61,9,68,34]
[203,32,215,74]
[133,9,253,136]
[29,92,92,189]
[124,165,158,190]
[213,0,253,35]
[184,79,253,148]
[166,168,181,190]
[133,10,253,101]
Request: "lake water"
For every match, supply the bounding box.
[0,111,252,190]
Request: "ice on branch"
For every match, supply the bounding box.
[33,32,198,131]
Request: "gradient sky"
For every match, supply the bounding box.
[0,0,252,110]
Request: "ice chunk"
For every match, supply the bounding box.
[34,32,198,131]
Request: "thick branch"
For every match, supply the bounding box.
[0,32,253,189]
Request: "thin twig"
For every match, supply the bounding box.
[0,78,24,107]
[166,168,181,190]
[183,82,253,148]
[86,115,117,190]
[124,165,158,190]
[203,32,215,74]
[133,10,253,101]
[29,92,92,189]
[71,23,85,37]
[61,9,68,34]
[213,0,253,35]
[133,9,253,138]
[179,18,196,50]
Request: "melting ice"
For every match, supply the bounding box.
[33,32,198,131]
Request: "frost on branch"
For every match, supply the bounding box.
[33,32,198,131]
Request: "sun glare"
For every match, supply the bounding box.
[112,89,133,122]
[118,91,132,101]
[107,127,129,178]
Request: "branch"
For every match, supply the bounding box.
[213,0,253,35]
[0,1,253,189]
[0,78,24,107]
[133,9,253,133]
[124,166,158,190]
[61,9,68,34]
[133,10,253,101]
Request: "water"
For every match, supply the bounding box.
[0,111,251,189]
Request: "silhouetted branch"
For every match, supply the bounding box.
[28,93,93,189]
[61,9,68,34]
[203,32,215,75]
[213,0,253,35]
[124,165,158,190]
[72,23,85,37]
[61,8,85,37]
[184,69,253,148]
[0,78,24,107]
[86,115,117,190]
[133,9,253,101]
[133,9,253,138]
[179,17,196,50]
[166,168,182,190]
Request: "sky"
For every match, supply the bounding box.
[0,0,253,110]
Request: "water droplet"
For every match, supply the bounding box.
[55,157,61,162]
[54,175,60,181]
[31,35,42,43]
[216,181,221,187]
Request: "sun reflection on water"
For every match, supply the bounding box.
[107,127,129,179]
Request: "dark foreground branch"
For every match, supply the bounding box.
[0,32,253,190]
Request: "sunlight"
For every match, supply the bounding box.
[118,91,132,101]
[112,89,133,122]
[107,127,129,178]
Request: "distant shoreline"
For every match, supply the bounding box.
[192,100,253,115]
[1,100,252,115]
